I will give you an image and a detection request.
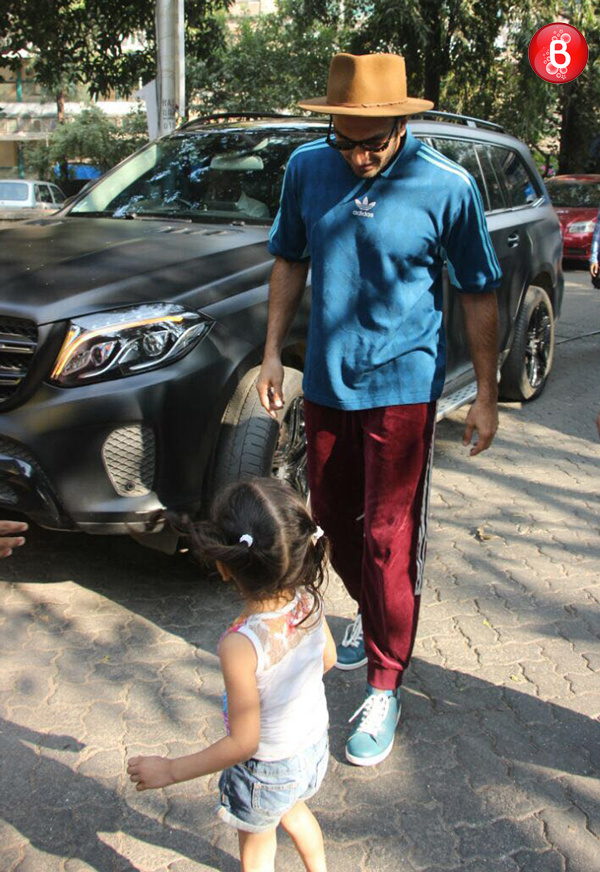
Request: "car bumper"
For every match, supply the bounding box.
[0,322,252,533]
[562,233,593,261]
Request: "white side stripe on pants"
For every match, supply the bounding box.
[414,413,437,596]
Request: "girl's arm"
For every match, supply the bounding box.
[322,617,337,673]
[127,632,260,791]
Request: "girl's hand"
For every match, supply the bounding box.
[0,520,27,558]
[127,755,175,791]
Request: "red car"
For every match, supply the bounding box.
[545,174,600,263]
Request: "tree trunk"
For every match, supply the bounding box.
[56,89,69,183]
[56,90,66,124]
[422,3,444,108]
[558,83,585,174]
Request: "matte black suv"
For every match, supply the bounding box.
[0,111,563,542]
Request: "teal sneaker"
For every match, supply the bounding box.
[345,684,402,766]
[335,614,368,670]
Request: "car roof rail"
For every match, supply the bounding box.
[411,110,505,133]
[178,112,294,130]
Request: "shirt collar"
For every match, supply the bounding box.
[378,127,420,179]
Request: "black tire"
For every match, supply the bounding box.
[499,285,555,401]
[205,366,307,511]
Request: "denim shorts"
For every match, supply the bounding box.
[217,730,329,833]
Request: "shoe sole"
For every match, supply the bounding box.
[334,656,368,671]
[344,703,402,767]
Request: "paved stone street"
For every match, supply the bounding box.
[0,267,598,872]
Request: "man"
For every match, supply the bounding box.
[257,53,501,766]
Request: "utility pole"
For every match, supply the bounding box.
[178,0,186,123]
[156,0,185,136]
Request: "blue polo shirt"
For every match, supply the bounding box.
[268,128,502,410]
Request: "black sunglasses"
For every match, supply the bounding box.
[326,117,398,153]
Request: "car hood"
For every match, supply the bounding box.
[553,206,598,230]
[0,216,273,324]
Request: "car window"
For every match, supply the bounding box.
[545,181,600,207]
[474,145,506,211]
[70,127,328,224]
[36,184,53,204]
[430,138,489,209]
[50,185,65,204]
[489,146,540,208]
[0,182,29,202]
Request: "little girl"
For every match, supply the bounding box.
[127,477,336,872]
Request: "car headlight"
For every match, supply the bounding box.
[568,220,596,234]
[50,303,212,386]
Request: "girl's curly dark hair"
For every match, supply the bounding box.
[171,477,329,624]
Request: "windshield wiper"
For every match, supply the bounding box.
[68,210,193,222]
[124,211,193,222]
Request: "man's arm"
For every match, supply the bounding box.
[460,291,499,456]
[257,256,309,419]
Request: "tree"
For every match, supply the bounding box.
[2,0,232,181]
[291,0,600,173]
[487,1,600,174]
[0,0,232,111]
[553,1,600,173]
[188,1,352,113]
[26,105,149,180]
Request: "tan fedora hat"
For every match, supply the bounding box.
[298,53,434,117]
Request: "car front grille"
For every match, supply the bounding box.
[0,317,38,405]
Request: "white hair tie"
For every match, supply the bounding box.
[239,534,253,547]
[312,526,324,544]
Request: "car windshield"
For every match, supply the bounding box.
[69,125,327,224]
[0,182,28,202]
[546,181,600,208]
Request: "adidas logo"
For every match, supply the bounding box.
[352,195,376,218]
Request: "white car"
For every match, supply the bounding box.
[0,179,66,220]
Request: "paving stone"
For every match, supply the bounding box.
[456,815,549,860]
[538,806,600,872]
[447,858,520,872]
[513,850,566,872]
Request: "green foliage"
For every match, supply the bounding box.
[488,1,600,173]
[0,0,232,100]
[5,0,600,174]
[188,1,353,113]
[26,105,149,180]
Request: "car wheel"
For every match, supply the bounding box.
[206,366,308,511]
[499,285,555,401]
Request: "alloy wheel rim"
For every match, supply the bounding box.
[272,396,309,499]
[525,302,552,389]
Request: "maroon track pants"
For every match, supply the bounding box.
[304,398,436,691]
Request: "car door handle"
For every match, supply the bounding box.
[506,232,520,248]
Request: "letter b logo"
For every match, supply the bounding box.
[549,38,570,70]
[529,23,588,84]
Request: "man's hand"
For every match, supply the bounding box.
[463,397,498,456]
[257,356,285,420]
[590,261,599,278]
[127,755,175,791]
[0,521,27,558]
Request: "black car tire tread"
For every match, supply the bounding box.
[206,366,304,508]
[499,285,555,402]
